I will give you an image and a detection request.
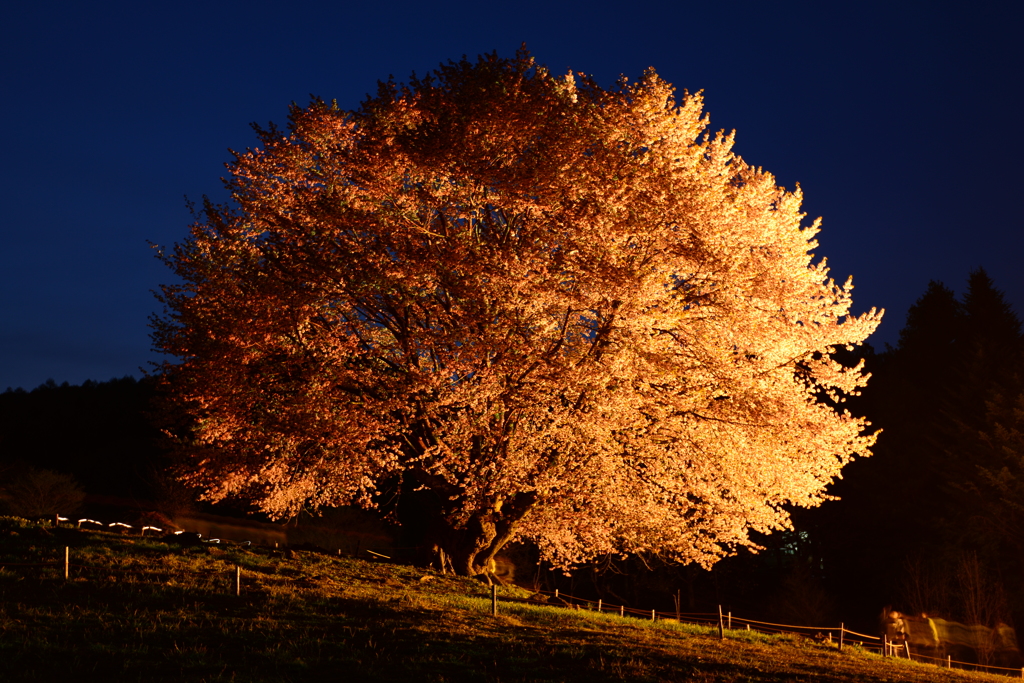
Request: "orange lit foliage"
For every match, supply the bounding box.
[154,50,881,576]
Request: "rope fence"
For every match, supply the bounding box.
[4,515,1024,679]
[512,586,1024,678]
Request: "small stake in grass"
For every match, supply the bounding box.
[63,546,69,581]
[651,609,655,622]
[235,565,241,596]
[597,599,601,613]
[490,584,497,617]
[947,655,950,668]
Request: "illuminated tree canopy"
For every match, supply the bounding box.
[153,49,882,576]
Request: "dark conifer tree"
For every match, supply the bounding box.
[872,282,963,549]
[954,268,1024,426]
[889,281,965,520]
[931,271,1024,623]
[963,392,1024,573]
[936,270,1023,537]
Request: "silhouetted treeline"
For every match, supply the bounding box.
[0,376,163,500]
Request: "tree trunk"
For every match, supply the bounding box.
[440,492,537,578]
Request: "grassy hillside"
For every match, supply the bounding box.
[0,517,1012,682]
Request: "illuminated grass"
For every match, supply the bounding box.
[0,517,1011,682]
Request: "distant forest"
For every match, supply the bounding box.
[0,375,161,501]
[3,268,1024,636]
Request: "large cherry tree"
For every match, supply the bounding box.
[153,49,882,576]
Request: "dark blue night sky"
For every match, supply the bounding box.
[2,0,1021,391]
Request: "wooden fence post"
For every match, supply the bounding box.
[728,611,732,629]
[651,609,655,622]
[839,624,844,651]
[597,599,602,613]
[882,634,888,657]
[63,546,69,581]
[718,605,725,640]
[491,584,497,617]
[904,642,911,659]
[620,605,624,618]
[675,589,681,621]
[947,655,950,668]
[235,565,241,596]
